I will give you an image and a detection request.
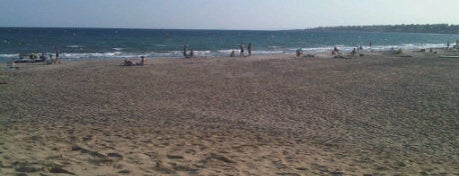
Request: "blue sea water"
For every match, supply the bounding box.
[1,27,459,62]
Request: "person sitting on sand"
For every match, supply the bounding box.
[139,56,146,65]
[296,48,303,57]
[123,59,136,66]
[52,57,62,64]
[47,54,53,64]
[7,59,19,70]
[332,46,339,55]
[53,49,63,64]
[30,53,37,62]
[123,56,146,66]
[230,50,236,57]
[39,52,46,60]
[39,52,47,64]
[189,49,195,58]
[351,48,357,56]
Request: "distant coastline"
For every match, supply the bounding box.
[2,24,459,34]
[301,24,459,34]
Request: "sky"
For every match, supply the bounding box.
[1,0,459,30]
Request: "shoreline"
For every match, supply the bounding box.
[1,51,458,175]
[1,44,456,64]
[2,46,453,64]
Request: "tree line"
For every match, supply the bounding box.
[304,24,459,34]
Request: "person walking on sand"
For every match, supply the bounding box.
[240,43,244,56]
[248,43,252,56]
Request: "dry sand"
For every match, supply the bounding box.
[0,50,458,175]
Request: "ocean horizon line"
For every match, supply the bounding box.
[0,26,286,32]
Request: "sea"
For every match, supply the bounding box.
[1,27,459,63]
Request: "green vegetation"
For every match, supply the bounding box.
[305,24,459,34]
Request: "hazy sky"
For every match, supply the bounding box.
[1,0,458,30]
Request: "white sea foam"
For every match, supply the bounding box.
[112,48,125,51]
[0,54,19,58]
[61,52,129,59]
[368,43,446,51]
[290,43,448,53]
[3,42,448,62]
[66,45,84,48]
[252,50,284,55]
[218,49,235,54]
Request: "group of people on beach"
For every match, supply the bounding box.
[446,40,459,49]
[14,48,62,65]
[15,39,459,69]
[183,44,195,58]
[123,56,146,66]
[229,43,252,57]
[183,43,252,58]
[47,49,62,64]
[38,49,62,64]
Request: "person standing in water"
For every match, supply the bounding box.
[183,44,188,58]
[240,43,244,56]
[54,48,62,64]
[55,48,59,58]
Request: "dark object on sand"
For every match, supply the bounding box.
[418,49,426,52]
[123,60,137,66]
[14,53,47,63]
[399,55,413,58]
[49,166,76,175]
[122,57,145,66]
[334,55,350,59]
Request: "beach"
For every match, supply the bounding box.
[1,50,458,175]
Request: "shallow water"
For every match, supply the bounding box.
[1,27,459,62]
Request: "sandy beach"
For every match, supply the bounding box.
[1,50,458,175]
